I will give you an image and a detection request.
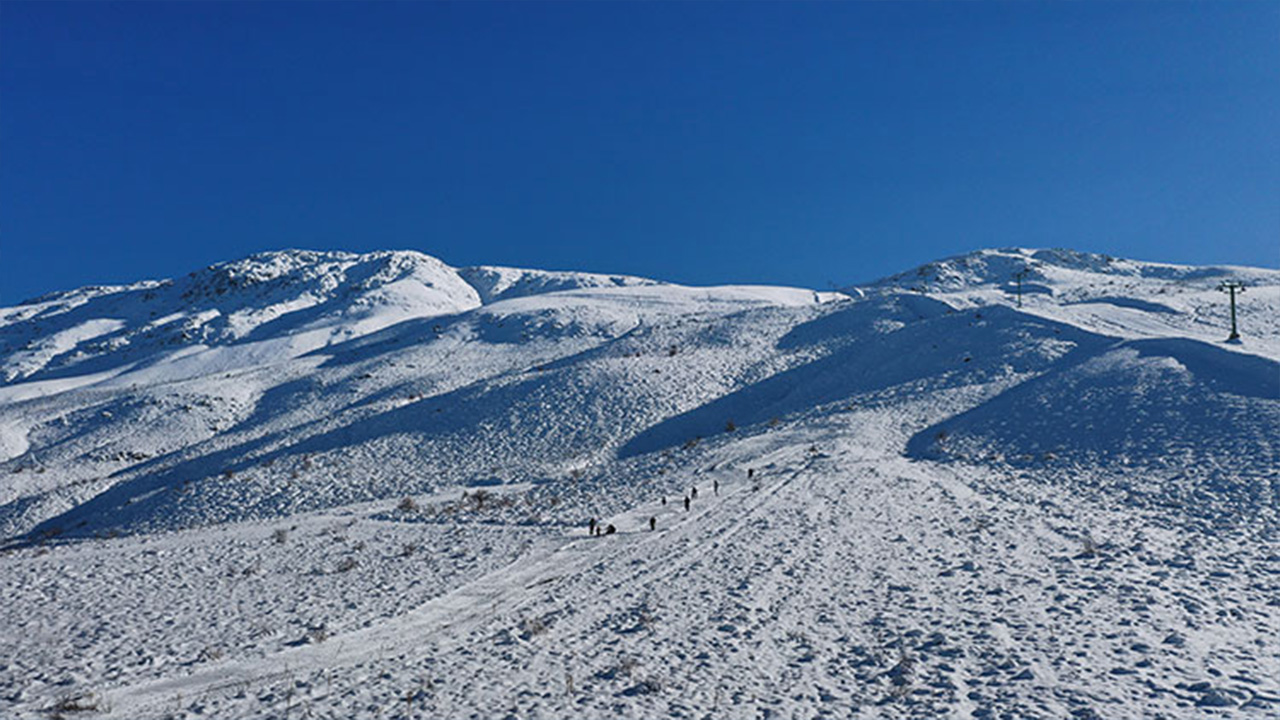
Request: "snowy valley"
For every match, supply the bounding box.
[0,247,1277,719]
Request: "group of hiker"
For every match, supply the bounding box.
[586,517,615,536]
[586,471,731,537]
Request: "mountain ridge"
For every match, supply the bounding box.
[2,246,1277,719]
[1,246,1276,538]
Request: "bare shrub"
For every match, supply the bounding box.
[1079,535,1100,558]
[48,691,103,715]
[635,606,657,632]
[398,496,418,513]
[887,648,915,700]
[335,557,358,573]
[630,677,664,695]
[306,625,329,644]
[272,528,289,544]
[197,645,224,662]
[616,656,640,678]
[519,616,548,639]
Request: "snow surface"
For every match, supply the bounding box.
[1,247,1277,719]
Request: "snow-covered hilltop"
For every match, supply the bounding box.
[1,248,1277,719]
[0,250,670,386]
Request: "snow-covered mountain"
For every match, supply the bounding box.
[1,247,1276,719]
[0,250,665,386]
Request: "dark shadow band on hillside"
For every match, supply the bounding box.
[620,303,1110,459]
[305,315,464,366]
[774,294,953,351]
[13,337,625,543]
[11,416,341,545]
[1128,338,1278,399]
[1064,296,1179,314]
[905,337,1280,466]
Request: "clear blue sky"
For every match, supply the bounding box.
[2,1,1277,303]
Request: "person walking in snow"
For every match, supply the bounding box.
[649,516,656,531]
[684,496,691,512]
[589,518,597,536]
[713,479,719,496]
[691,486,698,499]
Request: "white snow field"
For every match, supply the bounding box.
[1,247,1276,719]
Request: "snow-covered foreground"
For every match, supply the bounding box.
[1,248,1277,718]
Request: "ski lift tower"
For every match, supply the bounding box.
[1013,267,1031,308]
[1218,280,1246,341]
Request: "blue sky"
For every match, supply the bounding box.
[2,1,1277,302]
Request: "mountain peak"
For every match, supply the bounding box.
[868,247,1277,296]
[0,249,482,384]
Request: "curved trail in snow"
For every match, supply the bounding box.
[97,450,826,716]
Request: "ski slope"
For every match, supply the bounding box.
[1,247,1276,718]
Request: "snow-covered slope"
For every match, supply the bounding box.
[1,247,1276,719]
[868,247,1280,355]
[0,250,482,387]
